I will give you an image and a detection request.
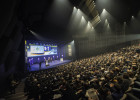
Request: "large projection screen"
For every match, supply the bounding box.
[26,41,57,57]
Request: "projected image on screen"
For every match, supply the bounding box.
[31,46,44,54]
[26,41,57,57]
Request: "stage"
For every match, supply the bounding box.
[29,60,71,71]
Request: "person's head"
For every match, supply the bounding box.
[128,72,134,78]
[123,73,129,79]
[37,84,40,87]
[114,83,121,93]
[34,78,37,82]
[99,87,110,97]
[94,79,99,85]
[116,76,123,84]
[86,88,99,100]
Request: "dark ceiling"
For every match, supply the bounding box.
[19,0,140,40]
[95,0,140,21]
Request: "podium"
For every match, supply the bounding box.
[45,59,49,66]
[60,58,63,62]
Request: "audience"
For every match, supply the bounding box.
[24,45,140,100]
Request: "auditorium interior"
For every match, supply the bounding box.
[1,0,140,100]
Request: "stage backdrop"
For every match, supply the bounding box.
[25,40,75,64]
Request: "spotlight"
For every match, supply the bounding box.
[132,16,134,19]
[131,16,135,22]
[101,8,106,16]
[105,19,108,22]
[73,6,76,9]
[81,16,86,21]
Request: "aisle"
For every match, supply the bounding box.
[5,79,30,100]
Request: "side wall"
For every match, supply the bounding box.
[0,0,24,96]
[74,34,140,59]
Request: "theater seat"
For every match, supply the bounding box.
[130,82,134,87]
[126,93,139,100]
[120,94,127,100]
[132,88,140,98]
[125,87,132,93]
[134,81,140,88]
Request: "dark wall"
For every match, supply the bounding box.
[74,33,140,59]
[57,41,76,61]
[0,0,24,96]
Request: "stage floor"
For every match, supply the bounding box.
[29,60,71,71]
